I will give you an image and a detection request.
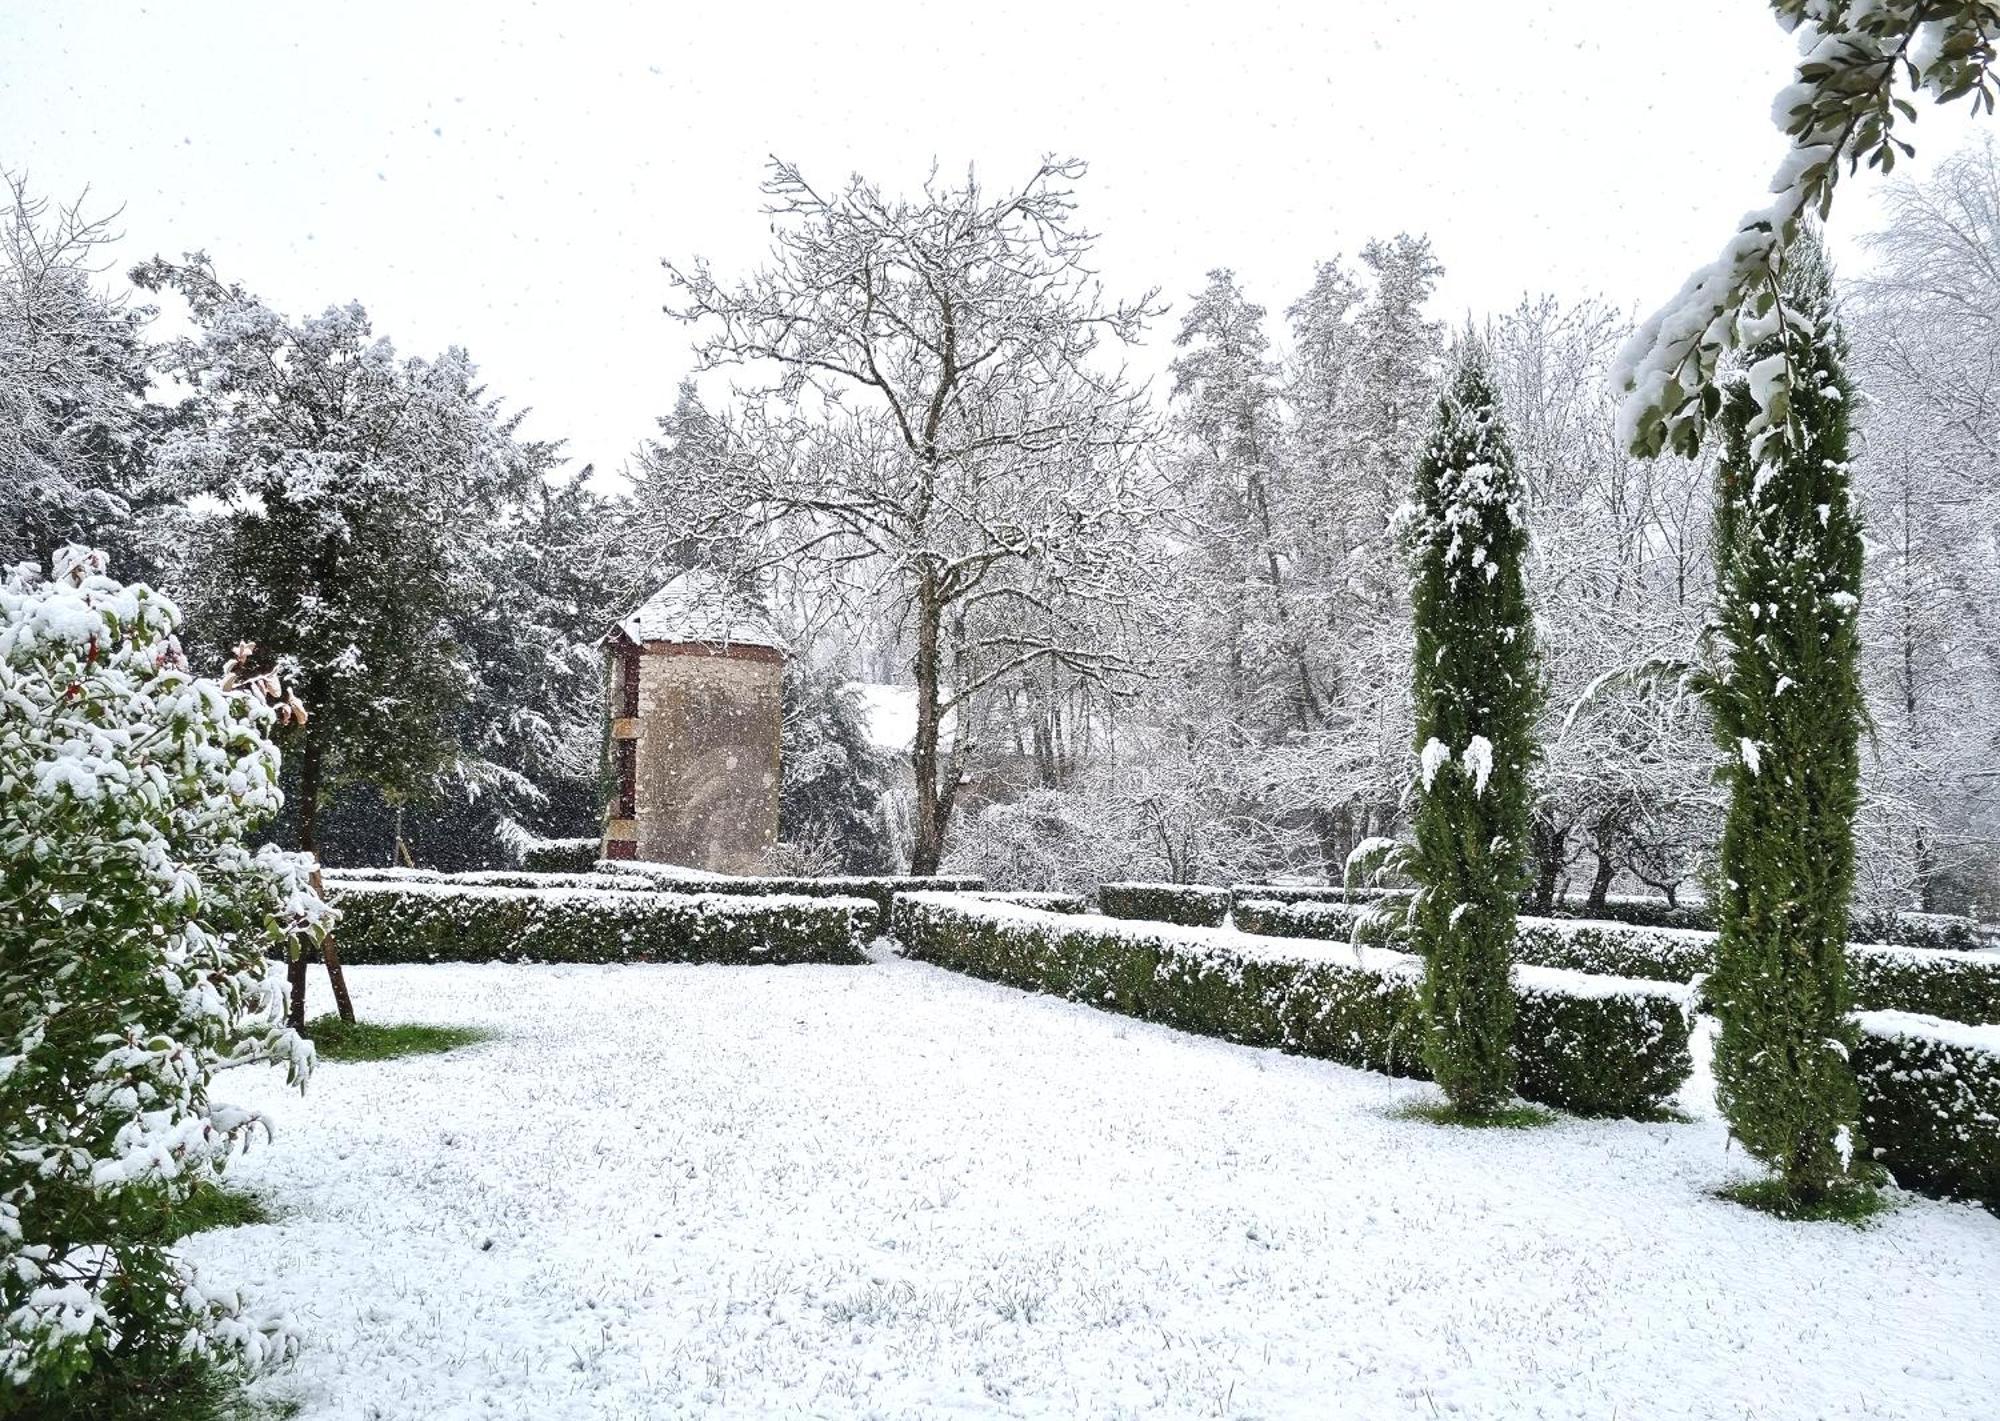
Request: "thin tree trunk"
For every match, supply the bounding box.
[293,732,357,1029]
[909,584,945,876]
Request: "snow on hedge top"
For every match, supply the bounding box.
[901,892,1691,1006]
[611,567,783,651]
[325,878,875,917]
[1856,1009,2000,1056]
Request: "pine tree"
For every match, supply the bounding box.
[1705,233,1870,1209]
[1402,341,1539,1117]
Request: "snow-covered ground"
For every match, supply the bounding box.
[192,960,2000,1421]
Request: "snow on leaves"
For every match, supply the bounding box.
[0,548,325,1394]
[1616,1,2000,460]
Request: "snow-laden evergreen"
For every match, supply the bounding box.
[0,548,325,1399]
[1396,342,1540,1116]
[1703,233,1871,1208]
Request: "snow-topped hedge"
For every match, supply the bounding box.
[323,866,656,891]
[891,893,1692,1118]
[1853,1013,2000,1208]
[519,837,601,873]
[1229,887,1991,949]
[1234,899,2000,1026]
[325,882,872,965]
[597,861,984,936]
[1097,882,1232,929]
[965,890,1088,914]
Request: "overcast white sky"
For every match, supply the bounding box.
[1,1,1982,477]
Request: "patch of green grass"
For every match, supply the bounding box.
[7,1352,297,1421]
[305,1014,493,1061]
[1718,1175,1892,1225]
[119,1180,272,1245]
[1391,1098,1560,1130]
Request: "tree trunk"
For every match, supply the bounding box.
[909,584,946,876]
[293,731,357,1030]
[1529,815,1565,914]
[1586,847,1617,912]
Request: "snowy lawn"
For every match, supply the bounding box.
[191,959,2000,1420]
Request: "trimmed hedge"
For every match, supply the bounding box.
[519,837,601,873]
[1854,1013,2000,1208]
[1097,882,1232,928]
[892,892,1692,1118]
[324,867,655,891]
[1233,898,2000,1026]
[1230,883,1413,908]
[598,862,985,936]
[966,890,1088,914]
[324,882,873,965]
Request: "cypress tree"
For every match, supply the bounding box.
[1403,341,1540,1117]
[1706,234,1870,1209]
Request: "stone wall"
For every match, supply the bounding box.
[606,642,781,874]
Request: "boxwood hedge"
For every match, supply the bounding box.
[324,882,873,965]
[1854,1012,2000,1208]
[1097,882,1232,928]
[598,862,984,936]
[892,892,1692,1118]
[1233,898,2000,1025]
[518,837,601,873]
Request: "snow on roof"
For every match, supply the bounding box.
[611,568,784,651]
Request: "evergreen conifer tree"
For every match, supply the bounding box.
[1705,233,1870,1209]
[1402,341,1539,1117]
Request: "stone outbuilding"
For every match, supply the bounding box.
[601,570,784,873]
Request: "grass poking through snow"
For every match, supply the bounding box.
[305,1015,493,1061]
[1717,1176,1892,1226]
[1391,1098,1559,1130]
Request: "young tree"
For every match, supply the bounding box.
[1702,234,1871,1209]
[135,255,547,1026]
[0,547,321,1404]
[665,158,1161,874]
[1399,341,1539,1118]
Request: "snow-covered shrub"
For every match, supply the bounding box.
[0,548,323,1402]
[1230,883,1414,909]
[891,893,1692,1119]
[1852,909,1986,954]
[1399,341,1541,1117]
[964,890,1087,915]
[1234,899,2000,1026]
[599,860,983,937]
[1096,882,1232,929]
[517,837,599,874]
[323,866,656,892]
[1853,1014,2000,1208]
[323,882,873,966]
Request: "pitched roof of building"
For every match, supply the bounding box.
[610,568,785,651]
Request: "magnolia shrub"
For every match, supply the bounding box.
[0,547,326,1399]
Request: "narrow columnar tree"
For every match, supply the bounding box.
[1705,234,1869,1207]
[1401,342,1539,1116]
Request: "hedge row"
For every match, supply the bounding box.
[1097,882,1233,928]
[966,890,1088,914]
[1233,898,2000,1026]
[518,837,601,873]
[891,892,1692,1118]
[323,882,873,965]
[1228,885,1992,948]
[323,867,656,891]
[1854,1013,2000,1208]
[596,862,985,936]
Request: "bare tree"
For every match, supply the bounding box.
[664,158,1162,873]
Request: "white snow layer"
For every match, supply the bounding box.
[612,567,784,650]
[188,962,2000,1420]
